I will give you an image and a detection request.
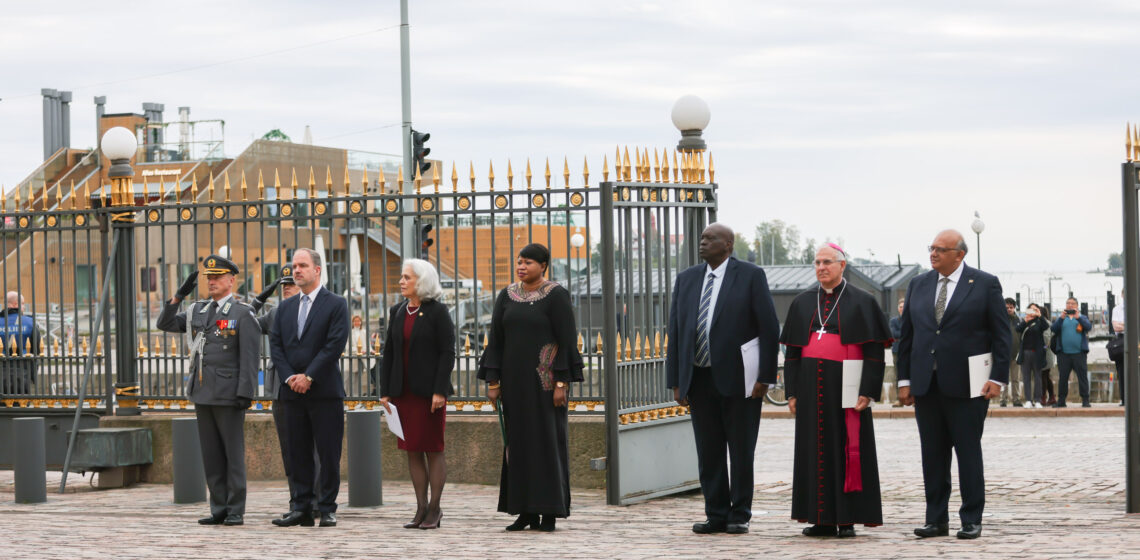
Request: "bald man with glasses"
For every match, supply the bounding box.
[897,229,1010,540]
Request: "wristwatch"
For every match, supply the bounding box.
[305,375,314,383]
[555,381,567,388]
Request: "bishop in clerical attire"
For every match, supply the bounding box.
[779,243,892,538]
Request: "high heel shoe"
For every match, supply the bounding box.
[538,515,556,532]
[403,508,427,529]
[419,508,442,530]
[506,513,539,531]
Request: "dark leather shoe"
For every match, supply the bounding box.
[198,514,225,525]
[272,510,314,527]
[837,525,856,538]
[725,522,749,534]
[506,513,539,531]
[223,514,244,526]
[914,523,950,538]
[1053,402,1067,408]
[319,512,337,527]
[537,515,555,532]
[1082,402,1092,408]
[692,520,727,534]
[802,524,838,537]
[957,523,982,539]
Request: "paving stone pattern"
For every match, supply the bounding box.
[3,414,1139,559]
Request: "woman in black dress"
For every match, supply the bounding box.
[479,243,583,532]
[378,259,455,529]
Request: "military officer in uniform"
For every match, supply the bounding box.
[157,254,260,526]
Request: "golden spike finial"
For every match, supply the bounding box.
[240,169,248,202]
[95,336,103,356]
[624,333,632,360]
[596,332,603,354]
[654,331,661,358]
[577,332,584,353]
[208,172,216,202]
[464,333,471,356]
[1133,123,1140,162]
[525,158,533,190]
[563,157,570,187]
[170,337,178,357]
[634,332,642,360]
[356,335,364,356]
[397,166,405,195]
[507,159,514,191]
[24,336,31,355]
[544,158,552,188]
[615,146,621,179]
[623,146,631,182]
[1130,123,1134,162]
[8,335,16,354]
[372,334,381,356]
[325,165,333,196]
[153,336,162,357]
[672,151,680,183]
[361,165,369,194]
[51,337,60,356]
[223,171,232,202]
[415,166,423,195]
[708,152,715,183]
[13,179,21,209]
[377,166,386,193]
[290,168,299,200]
[482,331,489,349]
[488,160,495,191]
[700,151,707,183]
[70,180,77,210]
[636,148,644,181]
[55,181,63,208]
[344,164,352,197]
[138,336,147,357]
[451,162,459,193]
[653,149,660,182]
[582,156,589,186]
[469,161,476,192]
[602,155,609,182]
[432,161,440,194]
[1,183,6,211]
[272,169,280,201]
[643,148,650,181]
[615,333,622,362]
[40,337,46,356]
[307,166,316,194]
[0,336,5,356]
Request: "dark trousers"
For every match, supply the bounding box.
[195,404,247,517]
[271,402,320,512]
[687,367,763,524]
[1114,355,1125,404]
[281,397,344,513]
[914,380,988,525]
[1056,352,1090,404]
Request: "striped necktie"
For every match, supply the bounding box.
[694,273,716,367]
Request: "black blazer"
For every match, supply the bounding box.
[268,286,351,400]
[377,299,456,398]
[665,257,780,399]
[897,264,1012,398]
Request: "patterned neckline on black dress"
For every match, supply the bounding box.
[507,280,558,303]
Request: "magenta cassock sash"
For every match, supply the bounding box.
[801,333,864,493]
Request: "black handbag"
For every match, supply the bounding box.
[1108,334,1125,362]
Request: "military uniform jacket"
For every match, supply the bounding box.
[157,295,260,406]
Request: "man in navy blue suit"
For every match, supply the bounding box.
[269,248,351,528]
[666,223,780,535]
[897,229,1011,540]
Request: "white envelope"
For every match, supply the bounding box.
[384,401,405,440]
[968,352,993,398]
[842,360,863,409]
[740,337,761,396]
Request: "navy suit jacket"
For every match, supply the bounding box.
[897,264,1011,398]
[666,257,780,399]
[269,286,351,400]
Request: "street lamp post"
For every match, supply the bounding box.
[970,212,985,270]
[101,126,141,416]
[570,230,585,320]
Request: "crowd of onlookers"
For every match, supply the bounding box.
[886,295,1124,408]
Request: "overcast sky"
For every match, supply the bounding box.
[2,0,1138,271]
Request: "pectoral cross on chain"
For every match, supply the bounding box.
[816,326,827,340]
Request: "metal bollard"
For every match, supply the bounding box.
[171,417,207,504]
[346,409,383,507]
[13,417,46,503]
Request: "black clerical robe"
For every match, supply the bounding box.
[780,280,892,527]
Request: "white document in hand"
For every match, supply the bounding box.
[385,401,405,440]
[968,352,993,398]
[740,337,761,396]
[841,360,863,409]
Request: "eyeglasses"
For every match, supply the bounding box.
[927,246,961,254]
[814,259,841,267]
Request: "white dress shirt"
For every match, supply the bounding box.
[701,259,729,337]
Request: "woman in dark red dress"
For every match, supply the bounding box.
[378,259,455,530]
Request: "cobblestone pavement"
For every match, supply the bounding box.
[3,415,1140,559]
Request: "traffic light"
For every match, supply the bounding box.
[420,223,434,260]
[412,129,431,176]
